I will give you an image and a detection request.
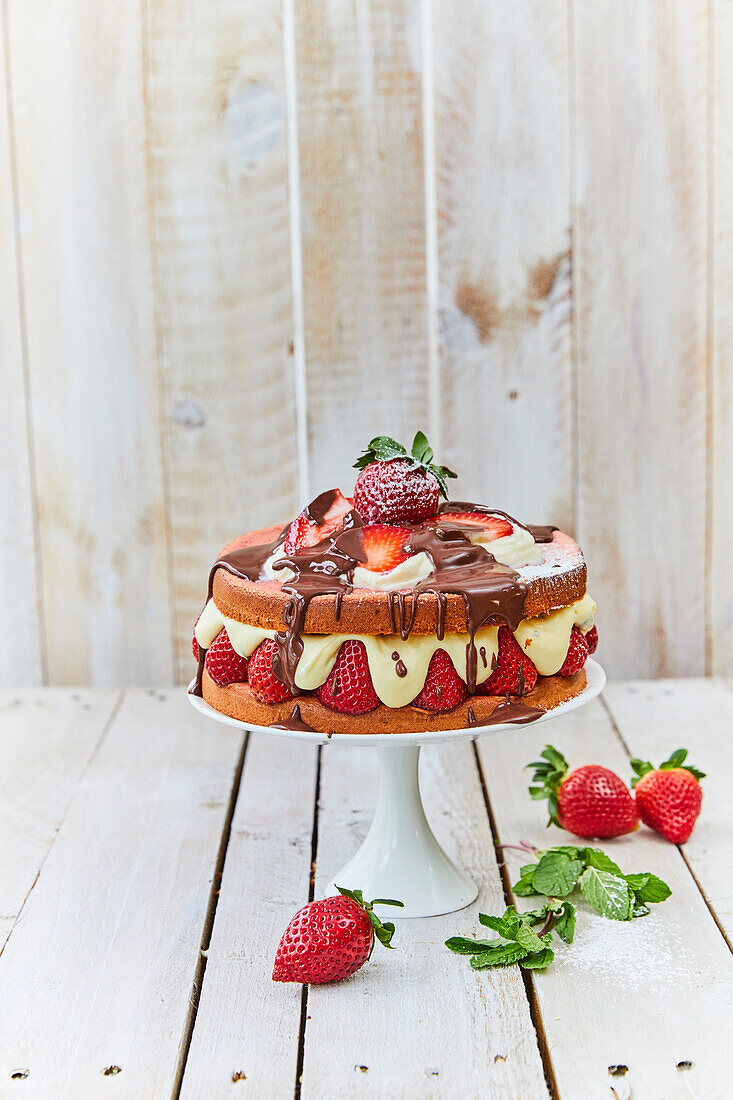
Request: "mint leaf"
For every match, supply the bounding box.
[470,943,528,969]
[519,945,555,970]
[513,863,541,897]
[583,848,624,877]
[553,901,577,944]
[579,867,634,921]
[513,921,545,953]
[532,852,584,897]
[624,873,671,904]
[632,901,651,918]
[445,936,499,955]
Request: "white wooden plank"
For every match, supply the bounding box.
[144,0,299,680]
[604,678,733,943]
[180,733,318,1099]
[301,742,549,1099]
[4,0,173,687]
[0,688,242,1098]
[710,0,733,675]
[574,1,708,677]
[434,0,573,527]
[0,16,43,685]
[295,0,431,491]
[0,688,119,949]
[477,697,733,1099]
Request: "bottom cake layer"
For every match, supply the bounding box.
[200,668,587,735]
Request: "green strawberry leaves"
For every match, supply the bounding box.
[630,748,705,787]
[527,745,570,827]
[353,432,457,498]
[510,845,671,921]
[335,886,404,955]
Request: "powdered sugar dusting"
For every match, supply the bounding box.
[517,531,585,584]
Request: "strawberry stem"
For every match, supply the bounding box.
[335,886,405,955]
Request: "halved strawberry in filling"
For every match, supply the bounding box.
[357,524,411,573]
[283,489,352,553]
[440,511,513,540]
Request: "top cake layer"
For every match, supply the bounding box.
[209,516,586,637]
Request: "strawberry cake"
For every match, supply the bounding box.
[190,433,597,735]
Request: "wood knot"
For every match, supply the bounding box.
[231,1070,247,1082]
[102,1066,121,1076]
[608,1065,628,1077]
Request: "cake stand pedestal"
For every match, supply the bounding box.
[188,658,605,918]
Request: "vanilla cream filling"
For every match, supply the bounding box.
[195,592,595,708]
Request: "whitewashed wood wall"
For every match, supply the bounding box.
[0,0,729,686]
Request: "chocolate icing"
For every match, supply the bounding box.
[267,704,315,732]
[485,697,545,725]
[191,497,556,705]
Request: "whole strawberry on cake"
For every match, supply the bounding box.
[191,432,597,735]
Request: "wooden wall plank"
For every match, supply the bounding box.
[0,12,44,685]
[301,742,549,1098]
[477,700,733,1098]
[604,679,733,943]
[574,1,708,677]
[180,734,318,1099]
[434,0,573,526]
[710,0,733,675]
[0,689,242,1098]
[0,688,119,949]
[145,0,299,681]
[295,0,431,492]
[4,0,174,686]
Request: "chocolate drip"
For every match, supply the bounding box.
[486,696,545,725]
[403,520,528,692]
[467,706,477,727]
[268,704,315,732]
[390,652,408,678]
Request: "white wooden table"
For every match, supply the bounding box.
[0,681,731,1099]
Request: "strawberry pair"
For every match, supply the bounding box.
[529,745,704,844]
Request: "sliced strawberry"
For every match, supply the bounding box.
[412,649,467,712]
[316,640,379,714]
[204,629,249,686]
[584,625,598,654]
[358,524,411,574]
[248,639,294,704]
[440,511,513,540]
[476,625,537,696]
[558,626,589,676]
[283,489,352,554]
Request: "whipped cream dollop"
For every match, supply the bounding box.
[261,516,541,593]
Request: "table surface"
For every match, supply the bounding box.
[0,681,731,1100]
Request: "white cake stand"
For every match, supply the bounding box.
[188,658,605,918]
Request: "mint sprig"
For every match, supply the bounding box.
[630,747,705,787]
[335,886,404,954]
[446,900,575,972]
[508,844,671,921]
[353,431,457,498]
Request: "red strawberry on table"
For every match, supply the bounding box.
[248,639,294,704]
[283,488,352,554]
[316,640,380,714]
[412,649,467,712]
[557,625,589,676]
[528,745,639,838]
[204,629,249,686]
[358,524,411,573]
[631,749,704,844]
[353,431,456,524]
[273,887,404,984]
[440,511,513,540]
[476,625,537,696]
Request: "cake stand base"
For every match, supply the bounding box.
[328,745,478,918]
[188,660,606,920]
